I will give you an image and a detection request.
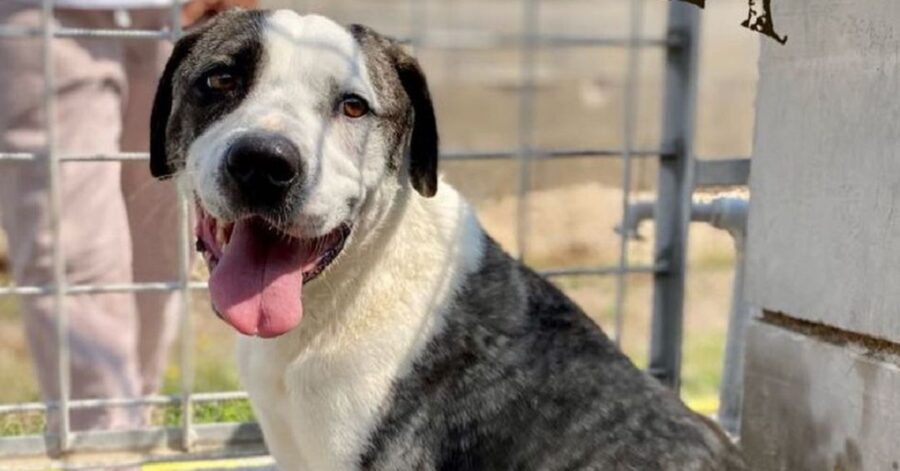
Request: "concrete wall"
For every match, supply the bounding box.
[743,0,900,469]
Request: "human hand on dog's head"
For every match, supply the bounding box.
[182,0,259,27]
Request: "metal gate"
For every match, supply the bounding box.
[0,0,728,467]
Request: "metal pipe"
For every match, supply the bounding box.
[621,196,751,435]
[703,198,752,437]
[620,196,748,236]
[647,0,701,390]
[686,197,751,436]
[716,232,750,437]
[616,200,655,240]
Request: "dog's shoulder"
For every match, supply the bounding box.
[360,235,746,470]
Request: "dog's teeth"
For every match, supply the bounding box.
[216,225,227,247]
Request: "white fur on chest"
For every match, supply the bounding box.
[238,184,484,470]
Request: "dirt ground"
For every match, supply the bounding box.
[0,0,758,415]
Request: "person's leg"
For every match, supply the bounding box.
[119,8,181,398]
[0,5,142,430]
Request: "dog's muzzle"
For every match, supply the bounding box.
[224,131,303,209]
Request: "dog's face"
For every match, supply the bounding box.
[150,10,438,337]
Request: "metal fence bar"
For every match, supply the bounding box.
[409,33,672,49]
[0,281,209,296]
[541,264,660,278]
[0,147,662,162]
[38,0,73,454]
[0,261,661,297]
[177,190,195,452]
[611,0,645,346]
[0,422,265,460]
[0,391,251,414]
[0,151,150,161]
[0,24,674,48]
[166,0,196,453]
[647,1,701,390]
[443,148,660,160]
[0,26,170,39]
[515,0,539,260]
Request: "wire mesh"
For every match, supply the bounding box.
[0,0,697,466]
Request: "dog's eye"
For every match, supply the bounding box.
[341,95,370,118]
[205,72,239,93]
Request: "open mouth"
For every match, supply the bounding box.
[195,203,350,338]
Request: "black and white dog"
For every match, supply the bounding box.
[149,9,746,470]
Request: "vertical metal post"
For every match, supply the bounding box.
[178,192,194,451]
[612,0,645,345]
[169,0,194,452]
[717,231,753,436]
[647,1,700,390]
[41,0,71,453]
[515,0,539,260]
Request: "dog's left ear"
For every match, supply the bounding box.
[149,31,201,179]
[393,52,439,197]
[350,24,439,198]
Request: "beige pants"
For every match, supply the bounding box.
[0,5,180,431]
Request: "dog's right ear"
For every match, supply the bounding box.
[149,32,201,179]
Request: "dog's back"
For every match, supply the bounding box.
[361,237,746,470]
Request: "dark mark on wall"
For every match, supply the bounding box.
[672,0,788,45]
[741,0,788,44]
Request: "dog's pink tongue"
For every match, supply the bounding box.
[209,219,304,338]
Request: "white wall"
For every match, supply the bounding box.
[743,0,900,468]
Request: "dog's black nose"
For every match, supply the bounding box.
[225,133,302,205]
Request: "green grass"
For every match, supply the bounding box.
[681,332,727,403]
[155,400,256,428]
[0,412,44,437]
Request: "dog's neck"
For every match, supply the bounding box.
[274,180,485,356]
[234,181,487,470]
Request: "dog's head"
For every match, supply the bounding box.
[150,10,438,337]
